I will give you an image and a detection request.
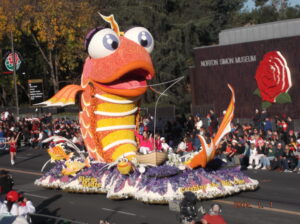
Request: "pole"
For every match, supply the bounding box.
[153,76,184,150]
[10,30,19,118]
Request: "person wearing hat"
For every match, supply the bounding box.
[160,137,173,153]
[0,190,35,221]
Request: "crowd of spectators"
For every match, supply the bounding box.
[1,109,300,173]
[0,112,83,152]
[137,109,300,173]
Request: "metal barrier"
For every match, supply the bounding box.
[28,213,88,224]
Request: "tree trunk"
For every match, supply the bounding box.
[54,53,59,91]
[31,33,59,93]
[48,51,59,93]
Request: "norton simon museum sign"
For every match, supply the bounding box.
[191,35,299,118]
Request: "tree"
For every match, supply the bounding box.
[232,0,300,27]
[19,0,97,93]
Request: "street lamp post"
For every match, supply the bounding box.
[10,30,19,118]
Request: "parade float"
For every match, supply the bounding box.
[35,14,258,204]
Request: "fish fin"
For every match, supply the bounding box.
[98,13,122,36]
[186,136,209,168]
[35,85,83,107]
[66,152,74,161]
[84,157,91,168]
[187,84,235,169]
[213,84,235,146]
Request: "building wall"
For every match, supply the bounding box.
[191,35,300,118]
[219,18,300,45]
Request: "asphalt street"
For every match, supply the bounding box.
[1,147,300,224]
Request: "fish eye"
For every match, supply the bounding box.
[124,27,154,53]
[87,28,120,58]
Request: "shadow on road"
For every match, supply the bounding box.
[104,206,123,223]
[15,153,44,165]
[30,194,63,224]
[36,193,62,213]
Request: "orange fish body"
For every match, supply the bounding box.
[41,18,155,164]
[48,145,73,161]
[79,36,154,163]
[61,157,91,176]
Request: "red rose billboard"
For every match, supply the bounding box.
[254,51,292,108]
[191,36,300,117]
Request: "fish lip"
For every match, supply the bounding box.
[92,60,155,89]
[95,68,151,90]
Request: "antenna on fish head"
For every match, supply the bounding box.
[98,12,124,36]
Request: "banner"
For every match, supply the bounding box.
[3,51,22,72]
[28,79,44,104]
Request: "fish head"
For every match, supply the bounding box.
[82,26,155,97]
[48,145,66,160]
[117,158,132,175]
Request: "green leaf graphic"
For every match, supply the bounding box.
[275,92,292,104]
[253,88,261,97]
[262,101,272,109]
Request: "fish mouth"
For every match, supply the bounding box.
[99,69,152,90]
[93,62,155,97]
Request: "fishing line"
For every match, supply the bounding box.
[120,76,185,89]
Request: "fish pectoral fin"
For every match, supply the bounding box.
[35,85,83,107]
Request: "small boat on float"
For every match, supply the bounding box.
[136,151,168,166]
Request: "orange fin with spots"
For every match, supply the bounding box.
[36,85,83,107]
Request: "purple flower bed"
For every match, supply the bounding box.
[44,161,65,178]
[39,161,255,196]
[144,165,180,178]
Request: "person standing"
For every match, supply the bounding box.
[6,132,20,165]
[208,110,218,135]
[195,116,203,131]
[201,203,227,224]
[253,109,261,130]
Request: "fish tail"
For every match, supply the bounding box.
[66,152,74,161]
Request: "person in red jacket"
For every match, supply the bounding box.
[201,203,227,224]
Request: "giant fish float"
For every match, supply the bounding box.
[35,14,258,203]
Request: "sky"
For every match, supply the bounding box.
[244,0,300,11]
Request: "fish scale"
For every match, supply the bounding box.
[80,84,139,163]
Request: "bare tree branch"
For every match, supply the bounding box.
[31,33,52,68]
